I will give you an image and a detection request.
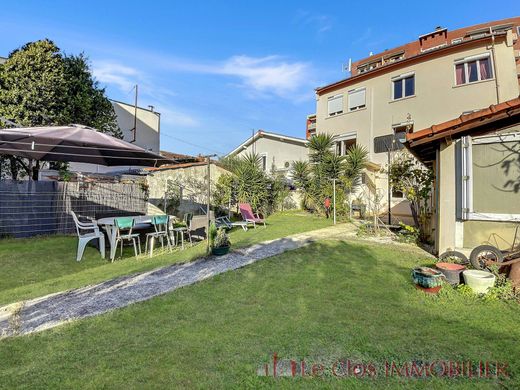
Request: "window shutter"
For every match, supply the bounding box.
[328,95,343,115]
[348,89,366,110]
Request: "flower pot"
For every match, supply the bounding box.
[415,284,442,294]
[212,246,230,256]
[412,267,444,288]
[436,262,466,285]
[462,270,496,294]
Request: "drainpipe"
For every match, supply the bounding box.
[490,28,500,104]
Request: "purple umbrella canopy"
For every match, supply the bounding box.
[0,125,174,166]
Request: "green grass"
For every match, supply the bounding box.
[0,211,332,305]
[0,239,518,388]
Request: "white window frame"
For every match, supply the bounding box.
[327,94,344,116]
[453,53,494,86]
[333,132,357,156]
[259,153,268,172]
[347,87,366,112]
[391,72,415,101]
[460,133,520,222]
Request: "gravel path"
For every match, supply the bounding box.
[0,224,353,338]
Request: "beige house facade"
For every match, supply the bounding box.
[111,100,160,153]
[313,19,520,224]
[227,130,309,178]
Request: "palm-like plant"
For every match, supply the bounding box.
[291,160,310,190]
[323,153,344,180]
[308,133,334,164]
[291,138,368,216]
[343,144,369,191]
[242,152,262,169]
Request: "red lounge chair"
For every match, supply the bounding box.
[239,203,266,228]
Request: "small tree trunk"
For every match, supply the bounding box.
[9,157,18,180]
[410,201,420,228]
[32,160,40,181]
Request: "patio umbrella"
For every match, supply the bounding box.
[0,124,174,166]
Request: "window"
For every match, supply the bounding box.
[260,154,267,171]
[335,136,356,156]
[327,94,343,116]
[454,54,493,86]
[348,88,366,111]
[458,134,520,221]
[469,32,486,39]
[451,37,463,44]
[392,73,415,100]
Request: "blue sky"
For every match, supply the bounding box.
[0,1,517,156]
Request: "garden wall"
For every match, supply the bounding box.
[0,180,147,238]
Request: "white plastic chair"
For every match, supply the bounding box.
[71,211,105,262]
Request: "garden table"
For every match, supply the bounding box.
[97,215,152,261]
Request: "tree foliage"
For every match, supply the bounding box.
[0,39,121,179]
[214,152,292,215]
[388,152,434,236]
[291,133,368,217]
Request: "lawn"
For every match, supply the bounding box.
[0,239,518,389]
[0,211,332,306]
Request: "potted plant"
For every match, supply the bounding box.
[211,227,231,256]
[412,266,444,293]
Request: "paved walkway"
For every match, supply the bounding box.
[0,223,354,338]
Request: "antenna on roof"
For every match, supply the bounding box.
[342,58,352,73]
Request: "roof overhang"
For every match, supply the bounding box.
[315,33,507,96]
[227,130,308,156]
[406,97,520,163]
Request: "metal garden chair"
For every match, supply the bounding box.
[145,215,172,257]
[114,217,141,260]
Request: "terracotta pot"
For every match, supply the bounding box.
[436,262,466,285]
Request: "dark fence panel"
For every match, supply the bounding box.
[0,180,147,238]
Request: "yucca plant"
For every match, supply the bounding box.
[308,133,334,164]
[291,135,368,217]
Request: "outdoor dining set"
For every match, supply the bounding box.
[70,203,266,262]
[71,211,194,262]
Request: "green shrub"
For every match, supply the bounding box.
[208,222,218,249]
[213,228,231,248]
[396,222,419,244]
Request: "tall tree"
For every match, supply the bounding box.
[62,53,122,138]
[0,39,121,179]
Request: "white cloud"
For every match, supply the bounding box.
[92,61,140,92]
[155,105,199,128]
[168,55,311,98]
[91,60,198,128]
[294,10,333,36]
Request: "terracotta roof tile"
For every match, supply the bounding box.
[407,96,520,145]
